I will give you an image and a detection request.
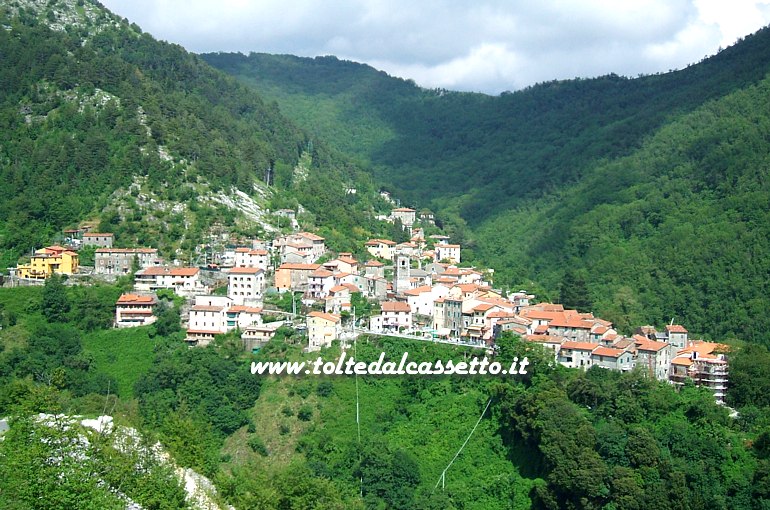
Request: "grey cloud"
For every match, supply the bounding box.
[100,0,770,94]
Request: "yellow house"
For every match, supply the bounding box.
[306,311,341,352]
[365,238,396,261]
[16,245,79,279]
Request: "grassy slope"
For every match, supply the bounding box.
[223,338,535,509]
[0,287,42,353]
[81,326,157,398]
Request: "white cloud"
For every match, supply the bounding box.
[100,0,770,94]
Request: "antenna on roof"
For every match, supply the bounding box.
[669,317,675,326]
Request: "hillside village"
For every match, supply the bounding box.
[7,205,729,403]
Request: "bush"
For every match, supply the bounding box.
[247,436,268,456]
[316,380,334,397]
[297,405,313,421]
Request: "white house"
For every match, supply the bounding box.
[391,207,416,227]
[308,268,336,299]
[227,267,265,305]
[234,247,269,269]
[404,284,449,317]
[227,305,263,330]
[557,342,598,369]
[135,266,208,297]
[370,301,412,333]
[186,295,233,345]
[435,244,461,264]
[365,238,397,260]
[115,293,157,328]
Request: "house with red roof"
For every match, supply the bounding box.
[115,293,157,328]
[634,338,671,380]
[81,232,113,248]
[227,267,265,305]
[391,207,416,227]
[274,263,321,293]
[365,238,397,260]
[670,340,729,402]
[370,301,413,333]
[591,346,634,372]
[665,324,689,351]
[134,266,208,296]
[308,268,336,299]
[307,311,342,351]
[405,284,449,317]
[234,247,269,269]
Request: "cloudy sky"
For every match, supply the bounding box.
[100,0,770,95]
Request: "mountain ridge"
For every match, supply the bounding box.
[204,28,770,344]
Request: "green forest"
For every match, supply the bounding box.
[2,0,770,507]
[3,283,770,508]
[0,1,395,268]
[203,28,770,345]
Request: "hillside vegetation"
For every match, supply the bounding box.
[5,279,770,509]
[0,0,390,268]
[204,27,770,344]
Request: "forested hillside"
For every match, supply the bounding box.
[0,0,389,268]
[204,27,770,344]
[5,278,770,509]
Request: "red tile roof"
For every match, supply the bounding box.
[297,232,325,241]
[170,267,199,276]
[365,238,396,246]
[228,305,263,313]
[116,293,156,305]
[381,301,411,313]
[404,285,433,296]
[635,339,669,352]
[561,341,599,351]
[592,347,625,358]
[278,263,321,271]
[308,311,341,323]
[229,267,264,274]
[191,305,224,312]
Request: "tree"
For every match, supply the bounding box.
[153,301,180,338]
[559,269,593,312]
[391,218,409,243]
[41,274,70,323]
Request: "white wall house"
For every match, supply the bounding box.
[115,293,157,328]
[234,247,269,269]
[228,267,265,305]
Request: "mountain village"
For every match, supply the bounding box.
[7,205,729,403]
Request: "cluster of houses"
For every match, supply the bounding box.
[12,213,730,402]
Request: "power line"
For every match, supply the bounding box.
[433,398,493,492]
[355,335,363,497]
